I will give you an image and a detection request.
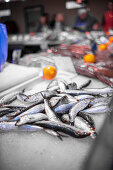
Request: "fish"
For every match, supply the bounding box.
[54,102,77,115]
[77,80,91,89]
[64,87,113,96]
[74,116,96,138]
[33,120,90,138]
[0,107,25,118]
[92,102,108,107]
[0,122,43,132]
[17,91,57,104]
[74,95,95,101]
[78,112,95,130]
[16,113,48,126]
[81,105,111,114]
[44,97,59,122]
[0,90,22,106]
[12,104,45,121]
[90,97,112,106]
[56,94,78,103]
[83,87,113,95]
[69,99,90,124]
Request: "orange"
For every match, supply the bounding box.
[106,41,111,46]
[43,65,57,80]
[83,54,96,63]
[98,44,107,51]
[109,36,113,43]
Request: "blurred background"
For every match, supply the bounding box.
[0,0,108,33]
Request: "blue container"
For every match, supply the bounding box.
[0,23,8,72]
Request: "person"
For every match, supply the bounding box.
[50,13,65,31]
[37,13,49,32]
[102,0,113,32]
[74,8,99,32]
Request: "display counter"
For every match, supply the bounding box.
[0,56,108,170]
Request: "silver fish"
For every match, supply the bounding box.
[92,102,108,107]
[69,99,90,124]
[56,94,77,103]
[44,98,59,122]
[12,104,45,121]
[0,122,43,132]
[0,91,19,106]
[64,87,113,96]
[90,97,112,106]
[54,102,77,115]
[74,116,96,138]
[16,113,48,126]
[78,112,95,130]
[17,91,57,104]
[75,95,95,101]
[81,105,111,114]
[83,87,113,95]
[34,120,90,138]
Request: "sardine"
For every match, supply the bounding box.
[74,116,96,138]
[16,113,48,126]
[75,95,95,101]
[18,91,57,104]
[0,122,43,131]
[90,97,112,106]
[78,112,95,130]
[12,104,45,121]
[0,91,19,106]
[64,87,113,96]
[33,120,90,138]
[44,98,59,122]
[69,99,90,124]
[54,102,77,115]
[81,105,111,114]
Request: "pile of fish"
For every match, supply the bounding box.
[0,79,112,140]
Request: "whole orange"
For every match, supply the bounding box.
[98,44,107,51]
[109,36,113,43]
[83,54,96,63]
[43,66,57,80]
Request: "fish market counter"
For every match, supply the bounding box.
[0,56,109,170]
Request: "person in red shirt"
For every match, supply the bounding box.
[102,0,113,32]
